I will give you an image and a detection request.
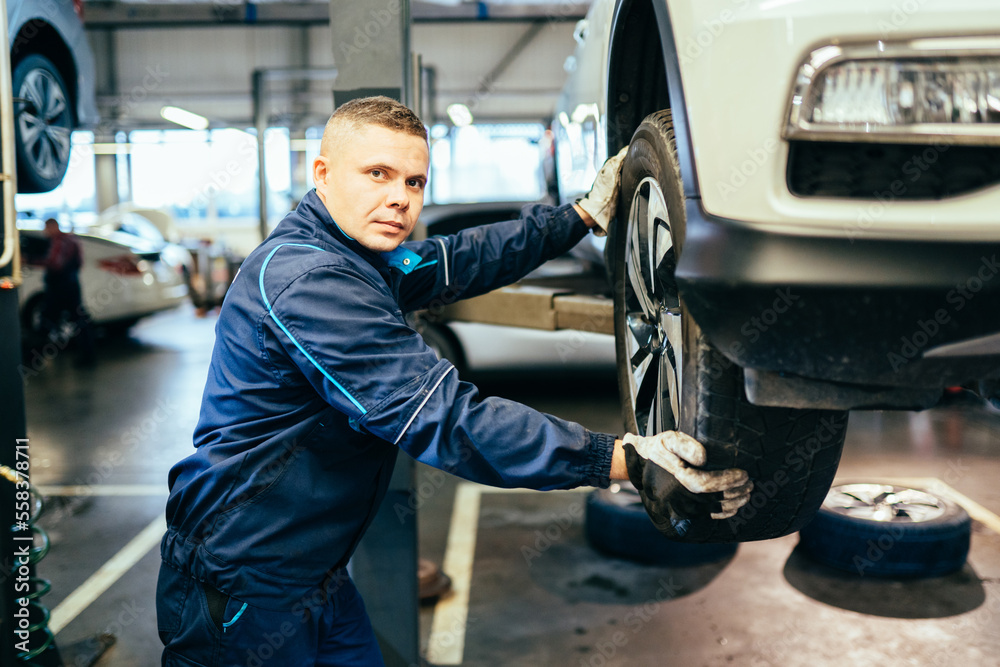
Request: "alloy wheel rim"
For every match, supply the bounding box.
[622,176,682,436]
[18,68,71,181]
[823,484,946,523]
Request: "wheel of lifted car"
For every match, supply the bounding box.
[13,54,74,193]
[798,483,971,577]
[585,484,737,566]
[608,110,849,543]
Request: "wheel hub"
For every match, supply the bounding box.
[622,177,682,436]
[18,68,71,181]
[823,484,946,523]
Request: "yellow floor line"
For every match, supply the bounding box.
[426,482,483,665]
[49,514,166,635]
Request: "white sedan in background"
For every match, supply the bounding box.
[18,219,189,339]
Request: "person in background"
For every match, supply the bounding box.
[42,218,94,365]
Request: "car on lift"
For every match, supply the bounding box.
[8,0,98,193]
[18,219,189,340]
[556,0,1000,545]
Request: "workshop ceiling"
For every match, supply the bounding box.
[83,0,590,131]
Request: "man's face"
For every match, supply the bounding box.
[313,124,428,253]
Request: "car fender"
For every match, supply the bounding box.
[607,0,700,199]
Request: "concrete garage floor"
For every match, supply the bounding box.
[19,306,1000,666]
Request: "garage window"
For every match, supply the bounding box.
[428,123,546,204]
[129,128,292,225]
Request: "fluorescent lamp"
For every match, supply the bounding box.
[447,103,473,127]
[160,106,209,131]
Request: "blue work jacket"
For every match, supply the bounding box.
[161,190,616,610]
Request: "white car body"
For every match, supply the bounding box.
[18,223,188,330]
[558,0,1000,240]
[556,0,1000,409]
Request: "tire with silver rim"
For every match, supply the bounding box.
[798,483,971,577]
[585,485,737,566]
[608,110,849,543]
[13,54,74,193]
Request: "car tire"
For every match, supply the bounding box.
[102,318,139,338]
[585,485,737,566]
[798,483,971,577]
[417,320,467,375]
[609,110,849,543]
[13,54,74,193]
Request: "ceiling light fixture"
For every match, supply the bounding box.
[160,106,210,131]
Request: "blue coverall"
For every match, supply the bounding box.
[157,190,617,666]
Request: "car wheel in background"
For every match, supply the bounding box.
[416,319,467,375]
[609,110,849,543]
[585,484,737,566]
[102,318,140,339]
[13,54,74,193]
[798,483,971,577]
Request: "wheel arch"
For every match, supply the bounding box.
[607,0,699,198]
[11,21,79,125]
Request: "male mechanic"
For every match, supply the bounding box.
[157,96,752,666]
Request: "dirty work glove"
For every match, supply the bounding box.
[577,146,628,236]
[623,431,753,538]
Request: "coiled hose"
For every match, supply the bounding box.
[2,464,55,663]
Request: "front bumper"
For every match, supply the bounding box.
[676,200,1000,391]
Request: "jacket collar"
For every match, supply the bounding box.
[296,189,422,275]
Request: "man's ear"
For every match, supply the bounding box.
[312,155,329,191]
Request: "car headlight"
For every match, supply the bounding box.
[786,37,1000,145]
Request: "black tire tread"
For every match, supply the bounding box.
[798,493,971,577]
[585,489,736,566]
[613,110,849,544]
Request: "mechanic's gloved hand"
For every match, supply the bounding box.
[623,431,753,538]
[577,146,628,236]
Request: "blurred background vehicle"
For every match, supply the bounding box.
[414,201,614,374]
[17,218,188,340]
[7,0,98,193]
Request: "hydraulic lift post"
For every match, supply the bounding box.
[327,2,421,665]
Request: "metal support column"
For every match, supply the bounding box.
[253,69,268,243]
[252,67,338,243]
[328,2,421,665]
[1,0,28,657]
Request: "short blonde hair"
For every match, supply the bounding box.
[320,96,427,157]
